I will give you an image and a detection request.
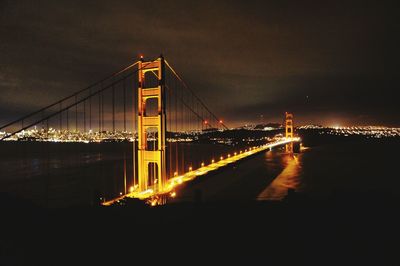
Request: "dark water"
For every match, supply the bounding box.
[0,141,237,207]
[0,138,399,207]
[298,140,400,198]
[173,138,400,202]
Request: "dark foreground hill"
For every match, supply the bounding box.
[0,191,398,266]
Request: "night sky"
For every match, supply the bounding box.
[0,0,398,127]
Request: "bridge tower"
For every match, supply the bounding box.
[285,112,294,153]
[137,56,167,193]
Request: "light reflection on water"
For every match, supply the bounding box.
[257,153,302,201]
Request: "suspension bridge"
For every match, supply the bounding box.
[0,55,300,206]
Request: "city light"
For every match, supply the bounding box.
[297,125,400,138]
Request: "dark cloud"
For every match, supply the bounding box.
[0,0,398,127]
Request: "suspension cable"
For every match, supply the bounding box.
[165,60,228,130]
[1,60,157,140]
[0,61,140,131]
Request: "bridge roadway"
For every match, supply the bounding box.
[102,137,300,206]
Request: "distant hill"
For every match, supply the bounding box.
[254,123,282,130]
[202,127,218,132]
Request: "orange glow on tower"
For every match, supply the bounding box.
[285,112,294,154]
[137,56,167,193]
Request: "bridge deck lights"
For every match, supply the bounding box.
[102,137,299,206]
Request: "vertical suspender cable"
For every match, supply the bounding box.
[98,92,101,134]
[112,81,115,133]
[84,100,86,132]
[123,77,126,132]
[174,75,178,175]
[59,102,62,131]
[89,88,92,131]
[101,91,104,133]
[133,75,136,187]
[168,73,172,179]
[75,95,78,132]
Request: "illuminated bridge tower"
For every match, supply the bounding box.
[285,112,294,153]
[137,56,167,193]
